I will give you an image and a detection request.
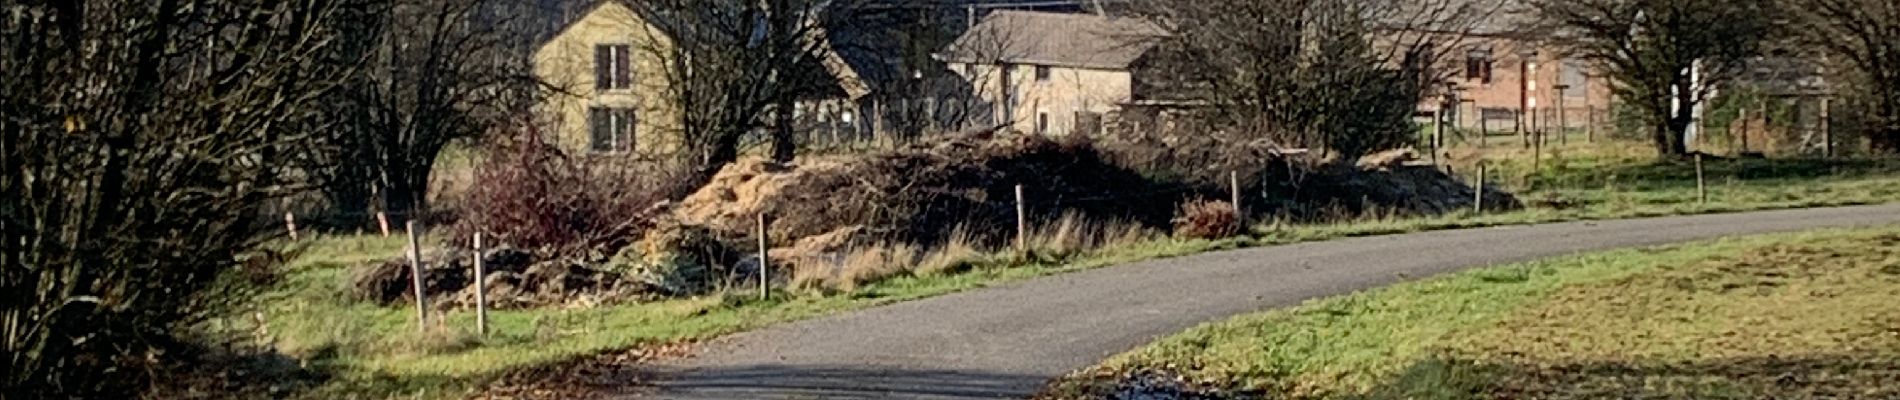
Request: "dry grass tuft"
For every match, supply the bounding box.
[379,323,483,357]
[790,216,1161,291]
[916,225,990,276]
[1021,214,1161,263]
[793,243,922,292]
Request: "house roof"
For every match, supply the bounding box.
[1369,0,1534,38]
[815,17,909,99]
[937,10,1167,70]
[821,1,1102,98]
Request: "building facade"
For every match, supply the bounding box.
[1426,33,1616,134]
[937,11,1167,136]
[533,0,683,157]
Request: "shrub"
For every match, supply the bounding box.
[447,128,685,257]
[1173,199,1241,239]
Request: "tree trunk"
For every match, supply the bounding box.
[381,158,435,226]
[772,96,796,163]
[1654,116,1689,157]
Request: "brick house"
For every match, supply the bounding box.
[1416,21,1617,134]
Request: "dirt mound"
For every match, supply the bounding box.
[677,134,1192,247]
[349,246,646,309]
[665,133,1517,281]
[435,259,646,310]
[1304,163,1521,215]
[679,134,1513,243]
[609,221,745,296]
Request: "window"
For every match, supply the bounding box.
[1036,111,1050,135]
[1465,48,1494,84]
[1561,60,1588,98]
[1074,111,1104,136]
[1034,65,1052,82]
[588,107,635,153]
[595,44,632,90]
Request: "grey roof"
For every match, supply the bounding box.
[938,10,1167,70]
[817,1,1106,98]
[1371,0,1533,37]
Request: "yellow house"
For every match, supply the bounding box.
[533,0,683,158]
[538,0,994,155]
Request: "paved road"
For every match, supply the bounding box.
[641,204,1900,399]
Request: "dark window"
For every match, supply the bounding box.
[1465,49,1494,84]
[1074,111,1104,136]
[1036,112,1050,135]
[589,107,635,153]
[1035,65,1052,82]
[595,44,632,90]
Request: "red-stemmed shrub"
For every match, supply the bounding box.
[1172,198,1240,240]
[448,126,683,257]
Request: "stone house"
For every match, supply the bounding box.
[935,10,1170,136]
[532,0,985,157]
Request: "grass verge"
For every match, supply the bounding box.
[1040,226,1900,399]
[230,147,1900,399]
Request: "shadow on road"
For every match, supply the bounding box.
[653,363,1047,399]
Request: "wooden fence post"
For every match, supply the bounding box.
[1586,105,1596,143]
[1531,128,1543,187]
[1479,115,1489,147]
[405,221,428,332]
[284,212,299,240]
[1229,171,1244,229]
[757,212,769,300]
[473,232,488,336]
[1474,163,1487,214]
[1558,98,1568,145]
[376,211,391,237]
[1431,110,1443,165]
[1015,185,1027,251]
[1821,97,1832,158]
[1695,153,1707,204]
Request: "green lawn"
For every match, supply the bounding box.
[1040,226,1900,399]
[224,139,1900,399]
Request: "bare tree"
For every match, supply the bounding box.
[625,0,862,187]
[320,0,542,223]
[1781,0,1900,153]
[1120,0,1501,158]
[1,0,372,396]
[1531,0,1773,156]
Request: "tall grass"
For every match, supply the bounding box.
[790,216,1163,292]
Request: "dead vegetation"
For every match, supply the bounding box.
[352,131,1517,309]
[1173,199,1241,240]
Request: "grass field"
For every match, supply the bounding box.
[222,138,1900,398]
[228,231,1240,398]
[1039,226,1900,399]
